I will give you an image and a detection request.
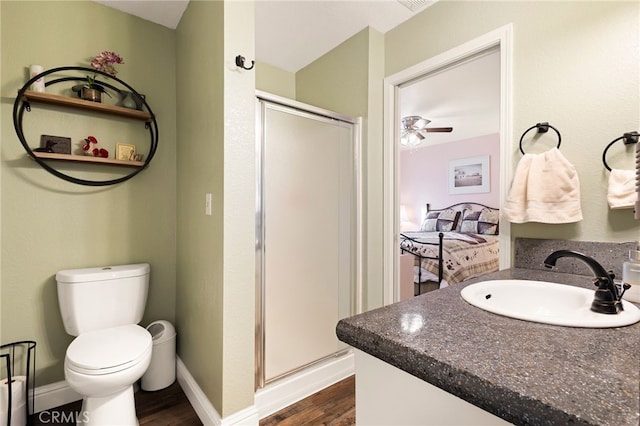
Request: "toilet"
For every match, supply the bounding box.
[56,264,152,425]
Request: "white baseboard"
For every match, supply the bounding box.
[32,352,353,426]
[33,379,81,413]
[254,350,354,419]
[177,351,354,425]
[175,357,219,425]
[176,357,259,426]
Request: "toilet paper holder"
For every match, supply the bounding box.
[1,341,36,426]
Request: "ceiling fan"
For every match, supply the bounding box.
[400,115,453,146]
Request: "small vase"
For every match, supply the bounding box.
[120,91,137,109]
[81,87,102,103]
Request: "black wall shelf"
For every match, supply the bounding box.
[13,66,158,186]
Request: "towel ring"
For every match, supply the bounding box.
[602,131,639,171]
[519,122,561,155]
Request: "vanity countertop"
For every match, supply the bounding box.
[336,268,640,426]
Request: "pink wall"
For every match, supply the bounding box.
[399,133,500,230]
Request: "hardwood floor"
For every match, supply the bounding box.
[135,383,202,425]
[31,381,202,426]
[260,376,355,426]
[30,375,355,425]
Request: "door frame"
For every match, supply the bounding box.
[382,24,514,304]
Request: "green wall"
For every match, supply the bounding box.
[0,0,177,385]
[176,0,255,417]
[256,61,295,98]
[296,27,386,310]
[294,1,639,309]
[386,0,640,243]
[175,0,225,415]
[296,29,371,117]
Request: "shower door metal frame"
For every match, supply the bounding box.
[255,91,362,390]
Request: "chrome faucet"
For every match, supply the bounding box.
[543,250,630,314]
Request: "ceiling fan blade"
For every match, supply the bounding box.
[402,116,430,131]
[425,127,453,133]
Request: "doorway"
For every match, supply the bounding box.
[383,25,514,303]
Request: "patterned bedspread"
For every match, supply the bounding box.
[400,231,499,285]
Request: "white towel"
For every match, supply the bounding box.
[503,148,583,223]
[607,169,637,209]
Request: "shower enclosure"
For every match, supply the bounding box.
[255,92,359,388]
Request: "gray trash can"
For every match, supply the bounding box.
[141,320,176,391]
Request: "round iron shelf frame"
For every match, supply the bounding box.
[13,66,158,186]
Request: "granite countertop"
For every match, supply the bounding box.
[336,268,640,426]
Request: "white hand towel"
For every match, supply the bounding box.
[503,148,583,223]
[607,168,637,209]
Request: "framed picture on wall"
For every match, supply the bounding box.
[448,155,490,194]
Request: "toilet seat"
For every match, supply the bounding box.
[66,324,152,375]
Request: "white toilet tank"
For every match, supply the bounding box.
[56,263,150,336]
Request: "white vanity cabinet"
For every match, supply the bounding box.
[355,349,509,426]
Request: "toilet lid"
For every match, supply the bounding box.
[66,325,152,374]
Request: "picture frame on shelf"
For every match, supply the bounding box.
[39,135,71,154]
[116,143,136,161]
[448,155,490,194]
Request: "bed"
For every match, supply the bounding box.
[400,202,500,296]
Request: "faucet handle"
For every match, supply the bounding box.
[591,270,615,285]
[592,276,610,288]
[619,282,632,300]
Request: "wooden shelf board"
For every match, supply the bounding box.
[32,152,145,167]
[22,91,153,121]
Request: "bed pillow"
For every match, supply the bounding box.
[420,209,460,232]
[460,209,500,235]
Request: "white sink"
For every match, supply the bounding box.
[460,279,640,328]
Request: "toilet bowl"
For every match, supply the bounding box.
[64,325,152,425]
[56,264,152,426]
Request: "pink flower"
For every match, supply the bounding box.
[90,51,124,76]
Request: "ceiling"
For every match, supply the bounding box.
[93,0,190,30]
[398,49,501,147]
[254,0,435,73]
[94,0,499,145]
[93,0,434,73]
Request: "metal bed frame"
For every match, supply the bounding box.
[400,231,444,296]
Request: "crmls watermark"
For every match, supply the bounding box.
[38,410,90,423]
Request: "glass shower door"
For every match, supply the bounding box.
[257,99,356,386]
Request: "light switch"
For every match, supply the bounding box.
[205,193,212,216]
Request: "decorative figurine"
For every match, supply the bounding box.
[82,136,108,158]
